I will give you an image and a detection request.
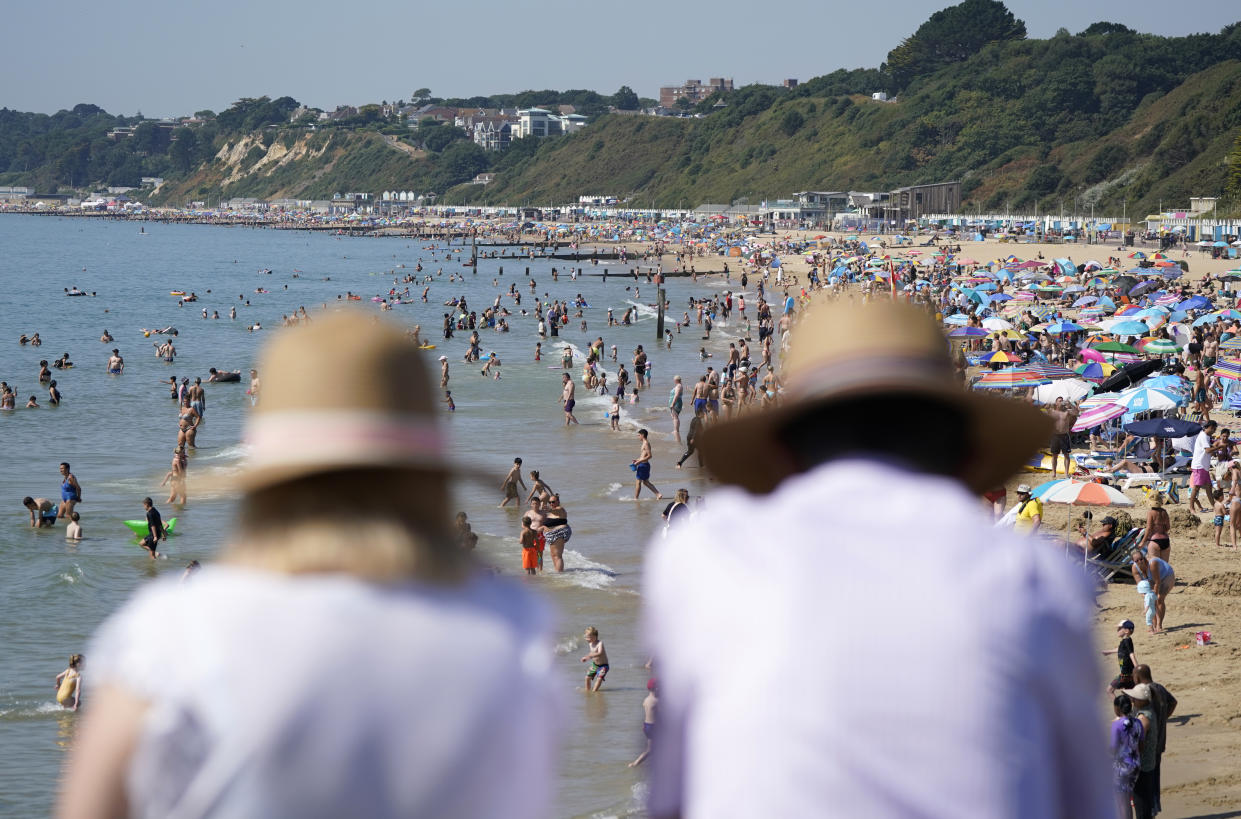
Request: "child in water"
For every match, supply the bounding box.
[581,627,609,691]
[65,511,82,541]
[56,654,83,711]
[610,395,621,430]
[444,391,455,412]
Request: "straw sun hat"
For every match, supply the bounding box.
[696,299,1052,495]
[233,311,466,493]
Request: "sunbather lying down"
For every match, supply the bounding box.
[1102,457,1162,474]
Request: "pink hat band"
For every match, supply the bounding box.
[245,411,446,473]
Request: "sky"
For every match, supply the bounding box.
[6,0,1238,117]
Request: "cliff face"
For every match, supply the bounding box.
[151,131,428,204]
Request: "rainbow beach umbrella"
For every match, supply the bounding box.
[972,369,1053,389]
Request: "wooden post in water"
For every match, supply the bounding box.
[656,286,665,341]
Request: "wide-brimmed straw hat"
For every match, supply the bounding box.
[232,312,465,493]
[696,299,1051,495]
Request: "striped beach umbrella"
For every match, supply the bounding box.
[1041,479,1134,506]
[1219,338,1241,352]
[1213,359,1241,380]
[1024,363,1079,380]
[948,326,988,338]
[1071,402,1126,431]
[972,369,1053,389]
[1136,337,1179,355]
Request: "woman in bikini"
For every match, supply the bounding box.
[1142,494,1171,562]
[540,495,571,573]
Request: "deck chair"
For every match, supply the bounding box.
[1089,526,1144,583]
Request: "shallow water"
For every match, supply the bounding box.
[0,214,746,817]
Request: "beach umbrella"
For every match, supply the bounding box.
[1033,378,1093,404]
[1220,338,1241,352]
[1042,479,1135,507]
[948,326,988,338]
[942,313,971,326]
[1129,280,1160,297]
[1040,478,1136,564]
[989,329,1026,341]
[1136,338,1179,355]
[1123,417,1202,438]
[1094,359,1163,393]
[1176,296,1211,311]
[1074,361,1116,381]
[1046,320,1085,334]
[972,369,1053,389]
[1089,341,1142,355]
[1024,363,1079,380]
[1111,386,1182,413]
[1072,402,1126,431]
[1107,320,1152,337]
[978,350,1023,364]
[981,317,1014,331]
[1073,296,1099,308]
[1212,359,1241,381]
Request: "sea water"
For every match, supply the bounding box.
[0,214,742,817]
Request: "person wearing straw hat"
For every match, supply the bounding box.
[59,313,558,819]
[641,298,1110,818]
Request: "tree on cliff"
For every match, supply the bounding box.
[883,0,1026,89]
[612,86,640,110]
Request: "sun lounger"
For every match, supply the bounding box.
[1089,526,1144,583]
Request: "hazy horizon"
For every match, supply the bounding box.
[6,0,1236,118]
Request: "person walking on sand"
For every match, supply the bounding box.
[640,299,1110,818]
[500,457,526,507]
[632,429,662,500]
[561,373,578,425]
[1188,419,1218,513]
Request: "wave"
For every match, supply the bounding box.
[197,443,250,462]
[556,550,617,590]
[624,300,658,320]
[554,636,581,655]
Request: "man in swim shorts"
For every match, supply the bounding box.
[140,497,165,559]
[632,429,662,500]
[561,373,578,425]
[500,458,526,507]
[23,496,57,527]
[107,349,124,374]
[1046,397,1080,479]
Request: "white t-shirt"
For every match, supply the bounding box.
[642,460,1111,819]
[1191,430,1212,470]
[89,566,559,819]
